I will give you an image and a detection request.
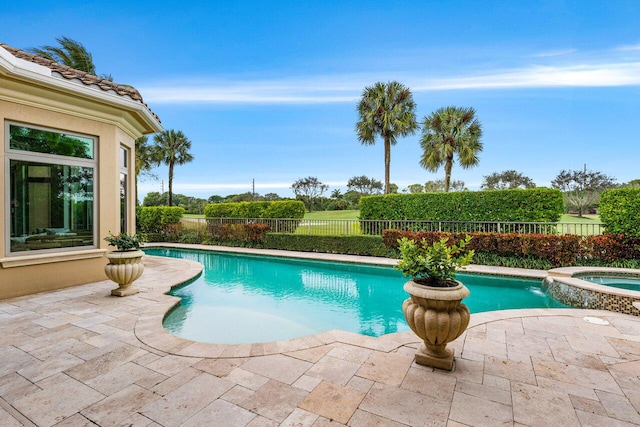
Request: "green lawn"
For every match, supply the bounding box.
[183,213,205,218]
[180,210,604,235]
[560,214,601,223]
[304,210,360,220]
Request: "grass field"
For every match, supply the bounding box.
[180,210,604,236]
[560,214,600,223]
[303,210,360,220]
[184,210,601,222]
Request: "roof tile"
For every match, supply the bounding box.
[0,42,160,123]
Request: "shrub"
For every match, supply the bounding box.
[205,223,270,246]
[179,233,202,244]
[360,188,564,234]
[382,229,640,267]
[600,188,640,236]
[396,236,474,284]
[263,200,306,219]
[263,234,390,257]
[204,200,305,219]
[136,206,185,233]
[163,222,183,242]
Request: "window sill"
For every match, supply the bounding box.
[0,249,107,268]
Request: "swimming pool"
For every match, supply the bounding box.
[145,248,567,344]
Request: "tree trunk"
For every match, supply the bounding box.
[384,137,391,194]
[444,157,453,192]
[168,162,174,206]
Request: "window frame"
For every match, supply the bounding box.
[4,121,98,256]
[120,145,129,233]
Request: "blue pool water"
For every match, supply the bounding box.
[145,248,568,344]
[581,275,640,291]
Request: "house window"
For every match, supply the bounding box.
[120,146,128,233]
[6,123,96,253]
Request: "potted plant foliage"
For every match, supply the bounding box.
[104,232,145,296]
[396,235,474,370]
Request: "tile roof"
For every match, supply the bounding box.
[0,42,160,123]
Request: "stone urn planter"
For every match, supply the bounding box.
[395,235,475,370]
[402,279,470,370]
[103,232,145,297]
[105,250,145,296]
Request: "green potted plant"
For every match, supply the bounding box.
[104,232,145,296]
[396,235,474,370]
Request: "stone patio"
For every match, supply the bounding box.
[1,249,640,426]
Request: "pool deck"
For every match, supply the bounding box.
[0,246,639,426]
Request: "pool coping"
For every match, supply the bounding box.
[134,242,587,359]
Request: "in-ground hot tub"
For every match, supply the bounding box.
[579,275,640,292]
[543,267,640,315]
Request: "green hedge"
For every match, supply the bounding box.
[204,200,305,219]
[600,188,640,236]
[136,206,185,233]
[382,229,640,267]
[263,234,390,257]
[360,188,565,224]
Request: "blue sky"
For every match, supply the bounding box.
[3,1,640,200]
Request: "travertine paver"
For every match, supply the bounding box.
[0,250,640,426]
[241,354,313,385]
[449,390,512,426]
[298,380,365,423]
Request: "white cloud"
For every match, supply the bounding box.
[616,43,640,51]
[416,62,640,90]
[138,58,640,105]
[138,181,346,192]
[529,49,576,57]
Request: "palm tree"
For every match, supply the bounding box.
[134,136,157,204]
[30,37,97,75]
[151,130,194,206]
[29,36,113,80]
[419,106,483,192]
[356,81,418,194]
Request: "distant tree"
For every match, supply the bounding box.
[263,192,281,201]
[347,175,384,196]
[448,180,467,192]
[29,36,113,80]
[207,195,224,203]
[151,129,194,207]
[424,179,466,192]
[551,169,617,217]
[328,198,349,210]
[356,81,418,194]
[331,189,343,199]
[623,179,640,188]
[388,183,399,194]
[232,192,260,202]
[343,190,362,208]
[419,106,483,192]
[143,192,205,213]
[291,177,328,212]
[424,180,444,192]
[182,197,207,214]
[407,183,424,194]
[143,191,168,206]
[481,170,535,190]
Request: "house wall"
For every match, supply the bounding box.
[0,80,141,300]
